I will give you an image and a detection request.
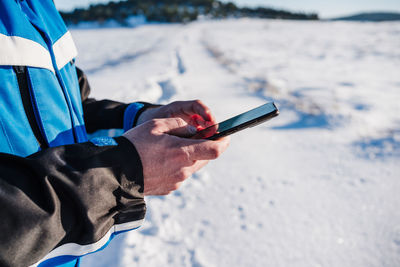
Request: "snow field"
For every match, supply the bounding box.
[73,19,400,267]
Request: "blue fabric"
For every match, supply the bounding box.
[90,137,118,147]
[59,63,88,143]
[123,102,145,132]
[0,66,40,156]
[0,1,112,266]
[26,67,75,147]
[0,0,48,48]
[38,256,79,267]
[0,1,139,265]
[37,227,140,267]
[19,0,88,145]
[0,0,87,157]
[19,0,68,46]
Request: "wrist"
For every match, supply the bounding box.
[123,102,159,131]
[136,106,157,125]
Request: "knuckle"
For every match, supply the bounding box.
[147,120,159,134]
[176,167,193,182]
[176,171,187,182]
[175,117,186,127]
[148,119,160,128]
[182,169,192,179]
[179,146,192,164]
[194,99,202,105]
[169,183,180,192]
[149,128,159,135]
[162,190,172,196]
[211,146,222,158]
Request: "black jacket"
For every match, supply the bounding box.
[0,68,147,266]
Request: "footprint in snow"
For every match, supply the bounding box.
[237,205,248,231]
[157,79,178,103]
[175,48,186,74]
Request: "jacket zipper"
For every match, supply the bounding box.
[13,66,49,149]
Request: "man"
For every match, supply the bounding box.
[0,0,229,266]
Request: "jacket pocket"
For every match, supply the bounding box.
[13,66,49,149]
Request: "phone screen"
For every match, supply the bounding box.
[195,102,279,140]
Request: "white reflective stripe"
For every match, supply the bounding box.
[53,31,78,70]
[0,33,54,72]
[30,219,144,267]
[0,31,77,72]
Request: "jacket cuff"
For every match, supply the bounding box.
[90,135,146,224]
[123,102,145,132]
[123,102,161,132]
[113,136,144,192]
[112,136,146,225]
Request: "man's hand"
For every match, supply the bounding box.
[123,118,230,195]
[137,100,216,130]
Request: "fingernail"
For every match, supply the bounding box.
[188,125,197,135]
[197,119,206,128]
[205,121,214,127]
[196,126,205,132]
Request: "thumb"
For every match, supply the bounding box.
[155,118,197,137]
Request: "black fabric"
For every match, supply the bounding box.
[0,136,145,267]
[0,67,159,266]
[77,68,129,133]
[77,68,158,132]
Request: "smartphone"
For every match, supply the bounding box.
[194,102,279,140]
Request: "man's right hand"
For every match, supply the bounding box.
[123,118,230,195]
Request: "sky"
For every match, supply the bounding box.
[54,0,400,18]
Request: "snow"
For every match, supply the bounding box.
[68,15,147,29]
[71,19,400,267]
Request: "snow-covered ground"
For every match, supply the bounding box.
[72,19,400,267]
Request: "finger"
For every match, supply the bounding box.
[151,118,197,137]
[192,123,219,139]
[180,160,209,176]
[183,136,230,161]
[172,160,209,186]
[189,114,206,129]
[193,100,216,122]
[177,100,216,123]
[168,181,183,192]
[191,160,209,172]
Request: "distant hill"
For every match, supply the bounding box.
[60,0,319,26]
[333,12,400,22]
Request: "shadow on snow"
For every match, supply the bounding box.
[353,129,400,159]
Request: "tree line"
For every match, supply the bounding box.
[60,0,319,25]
